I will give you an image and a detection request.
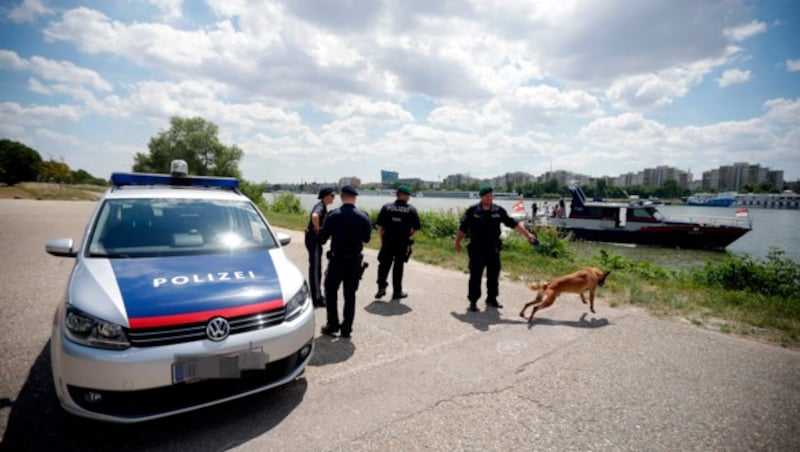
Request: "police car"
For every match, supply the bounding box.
[45,161,314,423]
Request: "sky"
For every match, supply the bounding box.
[1,0,798,185]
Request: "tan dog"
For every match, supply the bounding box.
[519,267,611,322]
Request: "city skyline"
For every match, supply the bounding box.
[299,161,790,190]
[1,1,798,184]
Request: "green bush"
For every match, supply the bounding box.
[270,192,304,215]
[692,248,800,299]
[418,209,461,239]
[595,249,677,281]
[239,180,268,210]
[529,225,573,259]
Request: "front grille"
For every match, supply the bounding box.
[127,307,286,347]
[67,340,313,419]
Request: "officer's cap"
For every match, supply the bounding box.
[396,185,412,196]
[341,185,359,196]
[317,187,334,199]
[478,184,493,196]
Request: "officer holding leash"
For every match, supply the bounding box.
[454,184,538,312]
[318,185,372,338]
[305,186,335,307]
[375,184,421,301]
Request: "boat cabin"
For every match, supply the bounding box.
[567,185,665,227]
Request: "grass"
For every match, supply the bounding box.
[266,209,800,348]
[6,182,106,200]
[15,187,796,348]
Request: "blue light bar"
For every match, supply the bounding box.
[111,172,239,189]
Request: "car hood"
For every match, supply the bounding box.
[71,250,286,329]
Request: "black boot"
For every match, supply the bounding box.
[486,298,503,308]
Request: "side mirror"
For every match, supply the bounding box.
[276,232,291,247]
[46,238,77,257]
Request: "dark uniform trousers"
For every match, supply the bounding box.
[377,242,407,294]
[467,243,501,302]
[324,254,362,335]
[304,231,324,303]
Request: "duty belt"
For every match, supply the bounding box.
[327,250,363,261]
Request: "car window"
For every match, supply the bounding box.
[88,198,277,257]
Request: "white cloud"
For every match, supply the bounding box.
[572,98,800,177]
[723,20,767,41]
[0,101,84,127]
[717,69,751,87]
[43,8,216,67]
[0,50,113,92]
[148,0,184,21]
[605,58,721,111]
[2,1,798,182]
[327,99,414,124]
[428,105,508,133]
[762,97,800,125]
[7,0,52,23]
[512,85,602,116]
[0,50,25,69]
[35,128,81,147]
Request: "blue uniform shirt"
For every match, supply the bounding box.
[376,200,421,244]
[459,203,518,250]
[319,204,371,258]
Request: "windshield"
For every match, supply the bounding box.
[87,198,278,257]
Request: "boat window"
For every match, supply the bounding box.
[647,207,665,221]
[626,207,664,221]
[628,208,653,220]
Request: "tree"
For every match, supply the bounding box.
[72,169,108,186]
[0,139,43,184]
[543,178,559,194]
[656,179,681,199]
[39,157,73,183]
[134,117,243,178]
[595,179,608,197]
[756,182,779,194]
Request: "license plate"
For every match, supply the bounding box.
[172,347,267,384]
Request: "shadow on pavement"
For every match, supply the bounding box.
[309,335,355,366]
[1,341,306,451]
[450,307,528,332]
[363,299,412,317]
[525,312,610,330]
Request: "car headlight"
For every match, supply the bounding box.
[63,306,130,349]
[284,283,311,322]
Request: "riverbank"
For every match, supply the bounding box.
[266,209,800,348]
[5,184,797,348]
[275,192,800,264]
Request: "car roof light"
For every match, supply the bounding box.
[110,172,239,189]
[170,159,189,176]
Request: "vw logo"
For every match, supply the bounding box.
[206,317,230,341]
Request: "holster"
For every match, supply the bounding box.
[405,239,414,262]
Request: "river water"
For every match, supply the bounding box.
[271,193,800,268]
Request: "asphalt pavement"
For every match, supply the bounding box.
[1,199,799,451]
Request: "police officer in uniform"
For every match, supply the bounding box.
[375,184,421,300]
[318,185,372,338]
[305,186,335,307]
[454,184,538,312]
